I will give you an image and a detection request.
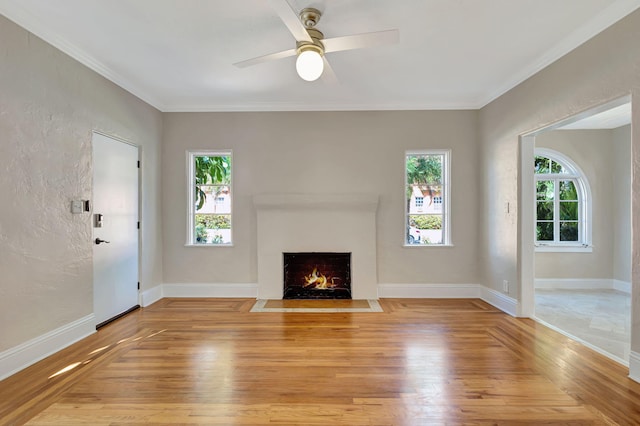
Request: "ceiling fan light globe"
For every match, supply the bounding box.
[296,50,324,81]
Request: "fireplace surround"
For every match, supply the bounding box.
[253,194,378,299]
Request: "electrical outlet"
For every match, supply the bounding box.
[502,280,509,293]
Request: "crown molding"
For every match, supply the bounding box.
[480,0,640,108]
[0,2,167,111]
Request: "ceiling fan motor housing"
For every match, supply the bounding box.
[296,27,325,56]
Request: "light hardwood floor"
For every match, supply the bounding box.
[1,298,640,425]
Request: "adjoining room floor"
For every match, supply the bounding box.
[535,289,630,363]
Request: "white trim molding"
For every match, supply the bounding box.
[140,285,164,307]
[378,283,481,299]
[535,278,631,293]
[630,351,640,383]
[481,287,519,317]
[613,279,632,294]
[142,283,259,305]
[0,314,95,381]
[535,245,593,253]
[377,283,518,316]
[162,283,258,298]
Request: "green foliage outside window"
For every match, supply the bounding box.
[410,214,442,230]
[196,214,231,230]
[195,155,231,210]
[535,156,566,174]
[535,153,581,243]
[191,153,232,245]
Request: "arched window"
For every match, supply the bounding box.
[534,149,591,250]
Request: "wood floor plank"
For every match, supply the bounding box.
[1,298,639,425]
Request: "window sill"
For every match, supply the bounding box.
[404,243,454,248]
[535,245,592,253]
[185,243,234,248]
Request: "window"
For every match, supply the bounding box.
[433,196,443,211]
[534,149,590,250]
[187,151,232,245]
[405,150,450,245]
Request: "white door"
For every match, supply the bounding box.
[92,132,139,327]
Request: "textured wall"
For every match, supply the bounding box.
[613,125,632,283]
[478,9,640,354]
[0,15,163,352]
[161,110,480,286]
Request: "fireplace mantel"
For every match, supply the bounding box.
[253,193,379,299]
[253,193,378,212]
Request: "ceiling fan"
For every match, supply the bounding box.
[233,0,399,82]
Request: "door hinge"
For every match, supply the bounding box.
[137,282,140,290]
[137,221,140,229]
[137,160,140,168]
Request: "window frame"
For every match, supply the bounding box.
[404,149,451,247]
[186,149,233,247]
[534,148,591,252]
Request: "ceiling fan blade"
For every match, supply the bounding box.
[233,48,296,68]
[268,0,313,42]
[321,57,339,86]
[323,29,399,53]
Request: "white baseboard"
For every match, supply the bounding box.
[377,283,481,298]
[377,283,518,317]
[140,284,163,307]
[0,314,95,381]
[481,287,518,317]
[630,351,640,383]
[613,279,632,294]
[162,283,258,298]
[535,278,630,293]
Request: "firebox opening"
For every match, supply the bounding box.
[283,252,351,299]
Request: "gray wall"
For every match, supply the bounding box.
[0,15,163,352]
[478,9,640,353]
[613,125,632,283]
[161,111,480,286]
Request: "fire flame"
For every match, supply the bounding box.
[303,267,337,289]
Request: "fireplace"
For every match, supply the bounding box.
[254,194,378,299]
[283,252,351,299]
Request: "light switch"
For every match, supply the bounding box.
[71,200,83,214]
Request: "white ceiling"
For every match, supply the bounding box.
[558,102,631,129]
[1,0,639,112]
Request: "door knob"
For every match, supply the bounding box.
[95,238,110,245]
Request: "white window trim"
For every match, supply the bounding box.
[535,245,593,253]
[185,149,233,247]
[404,149,452,247]
[534,148,591,252]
